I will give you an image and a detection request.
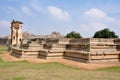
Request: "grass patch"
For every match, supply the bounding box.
[0,46,8,51]
[53,62,79,70]
[0,57,120,80]
[13,77,25,80]
[98,66,120,72]
[0,57,3,62]
[0,60,29,68]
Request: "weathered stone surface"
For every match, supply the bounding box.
[11,38,120,63]
[11,20,23,47]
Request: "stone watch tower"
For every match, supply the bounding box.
[11,19,23,47]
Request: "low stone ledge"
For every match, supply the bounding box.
[38,49,63,59]
[90,51,120,55]
[89,58,120,63]
[48,50,64,53]
[65,50,89,55]
[38,49,49,58]
[64,56,88,63]
[66,43,90,46]
[23,49,40,52]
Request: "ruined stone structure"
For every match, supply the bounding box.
[11,20,23,47]
[64,38,120,62]
[10,20,120,63]
[11,37,120,63]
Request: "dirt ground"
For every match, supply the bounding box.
[1,52,120,70]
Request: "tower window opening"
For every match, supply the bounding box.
[19,39,21,41]
[13,36,15,39]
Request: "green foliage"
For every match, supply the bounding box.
[93,28,119,38]
[65,31,82,38]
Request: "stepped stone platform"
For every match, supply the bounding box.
[11,38,120,63]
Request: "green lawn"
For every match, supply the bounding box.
[97,66,120,72]
[0,56,120,80]
[0,47,120,80]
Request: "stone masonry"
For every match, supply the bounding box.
[11,38,120,63]
[10,20,120,63]
[11,19,23,47]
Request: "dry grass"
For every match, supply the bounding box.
[0,47,120,80]
[0,46,8,51]
[0,58,120,80]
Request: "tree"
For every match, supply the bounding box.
[65,31,82,38]
[93,28,118,38]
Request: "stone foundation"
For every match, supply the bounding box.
[11,38,120,63]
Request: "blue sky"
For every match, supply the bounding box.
[0,0,120,38]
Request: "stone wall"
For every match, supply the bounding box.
[64,38,90,62]
[66,38,90,51]
[11,38,120,63]
[39,38,68,59]
[89,38,120,62]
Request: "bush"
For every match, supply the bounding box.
[93,28,118,38]
[65,31,82,38]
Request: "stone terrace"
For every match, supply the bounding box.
[11,38,120,63]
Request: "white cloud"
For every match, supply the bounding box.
[48,6,70,21]
[21,6,33,16]
[81,22,108,32]
[79,8,119,37]
[84,8,114,22]
[78,23,108,37]
[0,20,10,27]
